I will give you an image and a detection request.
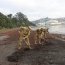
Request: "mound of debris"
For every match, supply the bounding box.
[7,48,31,62]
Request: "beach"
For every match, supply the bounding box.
[0,29,65,65]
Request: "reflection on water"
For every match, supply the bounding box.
[49,24,65,34]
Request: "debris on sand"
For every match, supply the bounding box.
[7,48,31,62]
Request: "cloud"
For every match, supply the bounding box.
[0,0,65,21]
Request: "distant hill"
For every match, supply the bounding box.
[32,17,65,25]
[55,18,65,22]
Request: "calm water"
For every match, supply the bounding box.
[49,24,65,34]
[30,24,65,34]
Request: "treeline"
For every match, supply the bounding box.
[0,12,35,29]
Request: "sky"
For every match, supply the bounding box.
[0,0,65,21]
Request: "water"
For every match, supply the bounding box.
[30,24,65,34]
[49,24,65,34]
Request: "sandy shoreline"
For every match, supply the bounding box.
[0,29,65,65]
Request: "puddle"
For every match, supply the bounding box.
[0,35,9,40]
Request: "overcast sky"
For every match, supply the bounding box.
[0,0,65,21]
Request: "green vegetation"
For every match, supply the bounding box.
[0,12,35,29]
